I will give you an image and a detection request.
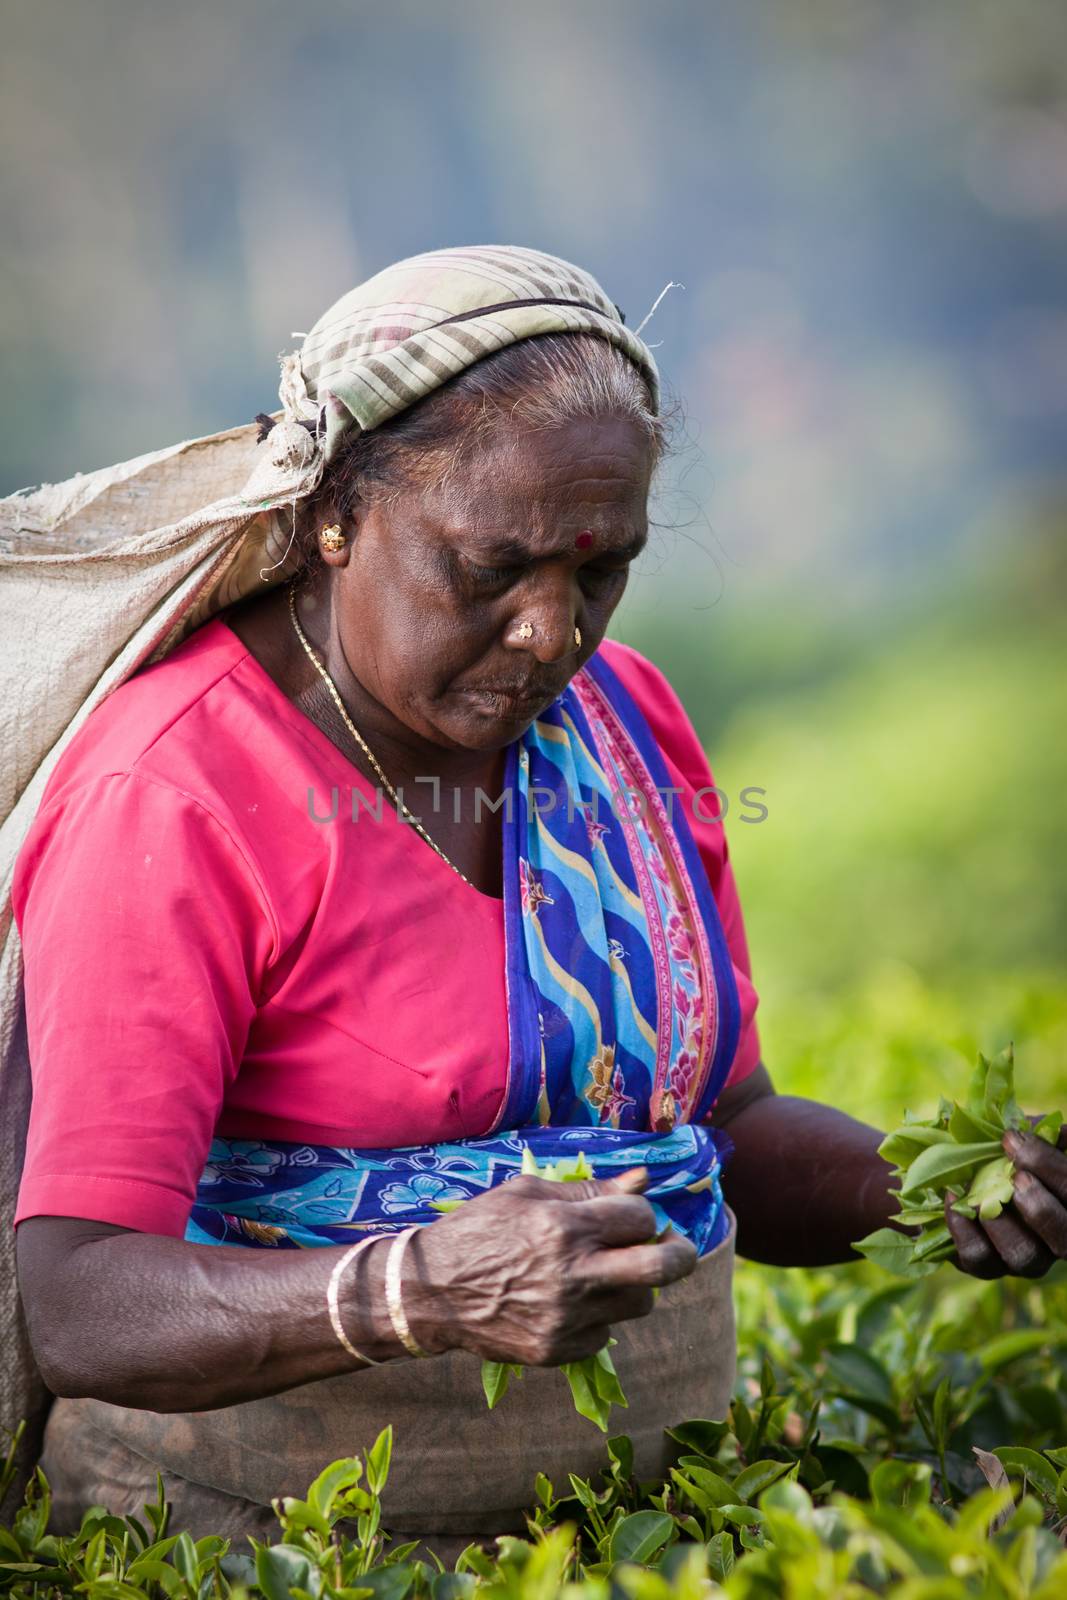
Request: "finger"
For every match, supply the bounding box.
[1010,1172,1067,1258]
[543,1329,618,1366]
[498,1172,645,1205]
[944,1192,1006,1279]
[549,1168,650,1203]
[979,1207,1054,1279]
[567,1193,660,1247]
[1005,1130,1067,1206]
[576,1284,657,1325]
[582,1233,698,1290]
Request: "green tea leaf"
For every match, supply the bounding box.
[889,1207,947,1227]
[869,1460,932,1508]
[965,1156,1016,1220]
[306,1457,363,1518]
[359,1571,415,1600]
[664,1419,733,1454]
[878,1125,953,1167]
[521,1148,593,1182]
[980,1331,1061,1373]
[705,1531,734,1581]
[854,1227,927,1277]
[993,1446,1059,1502]
[671,1464,736,1507]
[365,1426,393,1496]
[822,1344,893,1408]
[912,1222,955,1261]
[965,1053,990,1115]
[731,1459,795,1502]
[255,1544,323,1600]
[984,1043,1021,1126]
[900,1140,1003,1195]
[591,1343,627,1408]
[948,1103,1002,1142]
[606,1510,674,1565]
[1034,1110,1064,1145]
[561,1359,610,1431]
[481,1361,521,1409]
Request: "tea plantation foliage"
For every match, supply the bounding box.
[3,1251,1067,1598]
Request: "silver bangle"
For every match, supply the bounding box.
[326,1236,383,1366]
[385,1226,430,1358]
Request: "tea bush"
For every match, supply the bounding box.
[3,1247,1066,1598]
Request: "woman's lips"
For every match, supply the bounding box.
[458,684,557,714]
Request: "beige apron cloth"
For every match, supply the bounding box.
[39,1213,736,1556]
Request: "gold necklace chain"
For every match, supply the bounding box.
[287,583,474,888]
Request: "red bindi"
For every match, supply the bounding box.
[575,529,594,550]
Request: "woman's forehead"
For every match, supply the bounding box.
[427,441,650,549]
[445,417,653,504]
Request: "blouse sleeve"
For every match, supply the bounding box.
[12,770,278,1235]
[599,640,763,1091]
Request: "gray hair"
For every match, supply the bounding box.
[301,332,669,555]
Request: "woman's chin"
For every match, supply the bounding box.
[439,694,547,748]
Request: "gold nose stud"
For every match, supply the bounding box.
[514,620,581,648]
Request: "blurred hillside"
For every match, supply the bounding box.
[3,0,1065,611]
[3,0,1065,1114]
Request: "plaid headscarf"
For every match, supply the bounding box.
[283,244,660,460]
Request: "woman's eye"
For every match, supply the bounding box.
[580,564,628,591]
[465,561,522,588]
[460,557,629,591]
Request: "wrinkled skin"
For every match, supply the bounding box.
[15,417,1067,1415]
[405,1170,696,1364]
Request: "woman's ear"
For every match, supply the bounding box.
[312,493,364,567]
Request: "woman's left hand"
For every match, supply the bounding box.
[945,1123,1067,1278]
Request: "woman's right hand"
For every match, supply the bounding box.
[399,1168,698,1365]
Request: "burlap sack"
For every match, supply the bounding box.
[0,417,315,1516]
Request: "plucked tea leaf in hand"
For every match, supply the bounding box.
[964,1156,1016,1221]
[472,1151,631,1427]
[984,1043,1022,1127]
[481,1362,522,1410]
[857,1042,1062,1276]
[853,1228,934,1278]
[1034,1110,1064,1145]
[877,1125,954,1167]
[948,1103,1001,1144]
[899,1140,1003,1196]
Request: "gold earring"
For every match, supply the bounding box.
[516,621,534,640]
[320,524,346,552]
[574,627,582,649]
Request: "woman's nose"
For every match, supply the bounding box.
[505,586,579,664]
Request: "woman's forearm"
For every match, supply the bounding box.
[16,1217,407,1411]
[719,1092,897,1266]
[16,1172,695,1414]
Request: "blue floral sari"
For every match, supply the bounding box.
[186,653,742,1257]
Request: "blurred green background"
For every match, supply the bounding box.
[3,0,1065,1123]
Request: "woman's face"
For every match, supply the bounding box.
[327,416,654,753]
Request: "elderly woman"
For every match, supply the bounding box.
[9,246,1067,1554]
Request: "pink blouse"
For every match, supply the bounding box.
[12,618,762,1237]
